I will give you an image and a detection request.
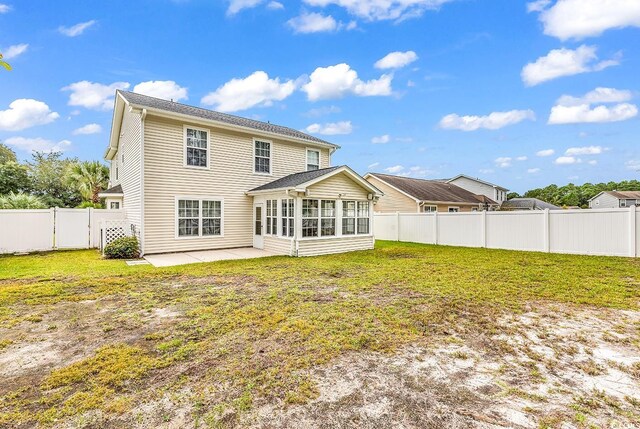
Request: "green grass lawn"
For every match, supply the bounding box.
[0,241,639,427]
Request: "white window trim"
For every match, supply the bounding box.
[448,206,460,212]
[280,198,295,238]
[253,138,273,176]
[110,201,120,210]
[422,205,437,213]
[306,148,321,171]
[299,199,373,240]
[174,196,224,239]
[266,199,278,236]
[183,125,211,170]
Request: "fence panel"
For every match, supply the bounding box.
[92,210,127,248]
[374,207,639,258]
[0,209,54,253]
[486,211,545,252]
[437,212,483,248]
[549,209,630,257]
[55,208,91,249]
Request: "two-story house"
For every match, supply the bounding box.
[99,91,382,257]
[446,174,509,204]
[588,191,640,209]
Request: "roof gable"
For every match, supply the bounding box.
[447,174,509,191]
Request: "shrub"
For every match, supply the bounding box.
[0,192,47,209]
[104,236,139,259]
[77,201,103,209]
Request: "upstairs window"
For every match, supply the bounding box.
[254,139,271,174]
[185,127,208,168]
[307,149,320,171]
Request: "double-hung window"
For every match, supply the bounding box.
[306,149,320,171]
[357,202,370,234]
[321,200,336,236]
[185,127,208,168]
[342,201,356,235]
[422,205,437,213]
[177,198,222,237]
[266,199,277,235]
[254,139,271,174]
[302,199,319,237]
[281,199,295,237]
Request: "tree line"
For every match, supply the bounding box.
[0,142,109,209]
[508,180,640,208]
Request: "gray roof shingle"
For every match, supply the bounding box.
[118,90,334,146]
[501,198,560,210]
[604,190,640,200]
[249,166,343,192]
[100,184,123,194]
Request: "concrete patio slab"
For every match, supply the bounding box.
[144,247,276,267]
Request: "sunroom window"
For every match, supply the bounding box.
[185,128,208,168]
[321,200,335,236]
[302,199,319,237]
[342,201,356,235]
[281,199,294,237]
[266,199,277,235]
[357,201,370,234]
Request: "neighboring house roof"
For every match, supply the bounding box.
[501,198,560,210]
[589,190,640,201]
[98,184,123,197]
[117,91,333,146]
[366,173,491,204]
[473,194,499,205]
[446,174,509,191]
[247,165,383,196]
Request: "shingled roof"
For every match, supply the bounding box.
[248,166,343,192]
[117,91,334,147]
[369,173,494,204]
[99,184,123,195]
[501,198,560,210]
[603,190,640,200]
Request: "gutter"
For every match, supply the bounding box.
[139,108,147,256]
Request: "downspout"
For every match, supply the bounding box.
[139,108,147,256]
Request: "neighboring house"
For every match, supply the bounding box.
[588,191,640,209]
[98,91,383,257]
[500,198,560,211]
[446,174,509,204]
[364,173,498,213]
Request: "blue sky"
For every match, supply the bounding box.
[0,0,638,193]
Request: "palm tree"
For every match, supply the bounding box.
[0,192,46,209]
[0,53,11,71]
[65,161,110,204]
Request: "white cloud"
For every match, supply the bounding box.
[368,162,380,169]
[267,1,284,9]
[0,4,10,13]
[305,121,353,135]
[555,156,581,165]
[371,134,390,144]
[302,63,392,101]
[303,0,453,22]
[0,99,60,131]
[5,137,71,153]
[625,160,640,171]
[287,12,339,33]
[526,0,550,13]
[385,165,404,173]
[58,20,96,37]
[556,87,632,106]
[588,160,597,165]
[201,71,295,112]
[439,109,535,131]
[537,0,640,40]
[72,123,102,135]
[564,145,603,155]
[536,149,555,157]
[3,43,28,60]
[527,168,541,173]
[549,87,638,124]
[516,156,528,161]
[227,0,262,15]
[521,45,619,86]
[62,81,130,110]
[374,51,418,69]
[494,157,512,168]
[133,80,188,101]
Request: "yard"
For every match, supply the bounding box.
[1,241,639,428]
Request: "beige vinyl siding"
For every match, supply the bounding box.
[297,235,374,257]
[263,236,293,256]
[307,172,370,199]
[366,176,418,213]
[143,115,330,254]
[115,108,143,233]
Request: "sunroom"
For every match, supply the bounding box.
[246,166,383,257]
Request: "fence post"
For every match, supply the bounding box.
[543,209,550,253]
[50,207,56,250]
[395,211,400,242]
[87,207,93,249]
[433,210,438,245]
[481,210,487,248]
[629,206,636,258]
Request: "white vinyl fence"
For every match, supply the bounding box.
[374,207,639,258]
[0,208,126,254]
